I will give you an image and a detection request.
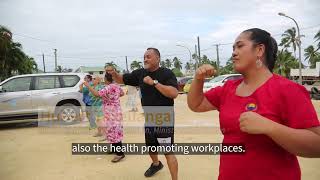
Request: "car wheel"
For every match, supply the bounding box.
[312,93,320,100]
[57,103,80,125]
[306,81,315,85]
[311,87,319,94]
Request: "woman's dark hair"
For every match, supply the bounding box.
[242,28,278,72]
[85,75,92,81]
[105,73,113,83]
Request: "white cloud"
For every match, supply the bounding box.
[0,0,319,70]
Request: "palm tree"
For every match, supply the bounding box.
[220,57,235,75]
[304,45,320,68]
[185,62,192,70]
[0,26,13,79]
[56,65,62,73]
[199,55,218,70]
[105,61,117,68]
[274,49,299,77]
[199,55,209,65]
[314,30,320,51]
[280,27,298,58]
[105,61,120,72]
[160,60,166,67]
[3,42,32,78]
[130,60,143,70]
[172,57,182,70]
[164,59,172,69]
[0,26,38,80]
[0,25,12,57]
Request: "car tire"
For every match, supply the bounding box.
[306,81,315,85]
[311,87,319,95]
[57,103,80,125]
[312,93,320,100]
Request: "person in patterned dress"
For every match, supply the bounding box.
[84,72,125,163]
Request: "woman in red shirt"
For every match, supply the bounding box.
[187,28,320,180]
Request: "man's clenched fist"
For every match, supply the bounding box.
[143,76,154,86]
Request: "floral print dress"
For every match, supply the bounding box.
[98,83,124,143]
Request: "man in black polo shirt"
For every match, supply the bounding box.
[109,48,178,180]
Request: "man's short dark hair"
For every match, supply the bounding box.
[147,47,160,58]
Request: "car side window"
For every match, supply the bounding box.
[1,77,32,92]
[224,77,231,81]
[35,76,61,90]
[62,75,80,88]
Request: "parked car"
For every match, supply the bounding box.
[183,78,211,93]
[203,74,242,92]
[177,77,193,92]
[0,73,87,124]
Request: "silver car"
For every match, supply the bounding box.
[0,73,87,124]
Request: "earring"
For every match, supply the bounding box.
[256,58,263,68]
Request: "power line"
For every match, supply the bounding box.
[12,32,55,43]
[24,23,320,63]
[273,24,320,37]
[201,24,320,50]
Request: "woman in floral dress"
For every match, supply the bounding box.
[84,73,125,163]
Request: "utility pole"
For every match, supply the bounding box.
[125,56,129,73]
[197,36,201,64]
[278,12,302,85]
[54,49,57,72]
[42,53,46,73]
[215,44,220,75]
[195,44,198,69]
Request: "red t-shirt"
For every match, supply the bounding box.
[204,74,320,180]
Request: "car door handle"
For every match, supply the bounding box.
[25,94,31,96]
[52,92,61,95]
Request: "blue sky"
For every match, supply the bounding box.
[1,0,319,72]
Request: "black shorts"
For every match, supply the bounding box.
[143,107,175,153]
[144,126,174,147]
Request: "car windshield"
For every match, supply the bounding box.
[209,76,225,83]
[204,78,212,83]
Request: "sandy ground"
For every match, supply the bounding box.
[0,94,320,180]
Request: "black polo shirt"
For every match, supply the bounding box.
[123,67,178,106]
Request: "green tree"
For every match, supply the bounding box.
[0,26,12,73]
[160,60,166,68]
[56,65,62,73]
[279,27,298,58]
[198,55,218,70]
[304,45,320,68]
[274,49,299,77]
[164,59,172,69]
[314,30,320,51]
[185,62,192,71]
[130,60,143,70]
[0,26,37,81]
[192,53,198,68]
[172,57,182,70]
[219,58,235,75]
[105,61,120,72]
[172,68,184,77]
[200,55,210,64]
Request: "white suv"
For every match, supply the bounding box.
[0,73,87,124]
[203,74,242,92]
